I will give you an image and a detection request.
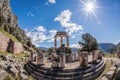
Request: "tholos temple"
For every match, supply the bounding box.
[25,32,105,80]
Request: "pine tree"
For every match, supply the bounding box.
[78,33,98,52]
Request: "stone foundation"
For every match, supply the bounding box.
[9,40,24,53]
[25,60,106,80]
[0,32,24,53]
[0,32,10,51]
[66,54,79,63]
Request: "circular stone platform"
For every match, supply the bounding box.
[25,58,106,80]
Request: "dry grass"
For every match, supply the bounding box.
[104,53,117,58]
[96,59,112,80]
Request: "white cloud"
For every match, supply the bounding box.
[25,26,58,47]
[27,11,34,17]
[25,26,47,47]
[47,30,57,42]
[55,9,83,36]
[34,26,46,32]
[70,43,81,48]
[45,0,56,5]
[48,0,56,4]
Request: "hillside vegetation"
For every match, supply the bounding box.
[0,28,19,42]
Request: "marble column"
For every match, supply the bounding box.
[66,36,69,48]
[36,53,40,64]
[92,50,99,64]
[60,53,66,68]
[54,36,57,50]
[60,36,63,46]
[79,51,88,67]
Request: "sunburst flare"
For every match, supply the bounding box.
[81,0,99,18]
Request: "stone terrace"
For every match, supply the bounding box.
[32,55,93,69]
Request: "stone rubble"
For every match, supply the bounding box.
[0,54,29,80]
[0,70,8,80]
[101,58,120,80]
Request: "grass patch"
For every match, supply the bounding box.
[14,53,29,59]
[3,74,14,80]
[0,51,29,65]
[96,60,112,80]
[104,53,117,58]
[0,51,13,55]
[0,28,19,42]
[0,51,28,59]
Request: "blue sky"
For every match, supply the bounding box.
[10,0,120,48]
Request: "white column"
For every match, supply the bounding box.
[60,53,66,68]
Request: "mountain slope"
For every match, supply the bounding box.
[0,0,35,51]
[98,43,115,53]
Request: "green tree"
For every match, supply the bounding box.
[47,47,54,55]
[78,33,98,52]
[109,46,115,54]
[0,8,6,27]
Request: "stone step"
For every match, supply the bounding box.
[25,60,105,80]
[28,60,103,76]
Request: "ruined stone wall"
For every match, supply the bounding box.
[9,40,24,53]
[0,32,24,53]
[0,32,10,51]
[66,53,79,62]
[13,41,24,53]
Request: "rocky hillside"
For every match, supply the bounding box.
[0,28,24,53]
[0,0,36,52]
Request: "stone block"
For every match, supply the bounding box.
[0,32,10,52]
[0,32,24,53]
[20,73,28,80]
[9,67,19,76]
[0,61,5,68]
[0,70,8,80]
[52,61,59,68]
[9,40,24,53]
[104,71,114,80]
[110,67,116,71]
[101,76,109,80]
[115,67,120,80]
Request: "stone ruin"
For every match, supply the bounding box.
[0,32,24,53]
[79,51,88,67]
[117,52,120,58]
[25,31,105,80]
[92,50,103,64]
[52,32,103,68]
[30,49,44,65]
[0,54,29,80]
[29,31,104,69]
[52,32,80,68]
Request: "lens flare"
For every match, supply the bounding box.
[81,0,99,18]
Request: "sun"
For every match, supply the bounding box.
[85,2,95,12]
[81,0,99,17]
